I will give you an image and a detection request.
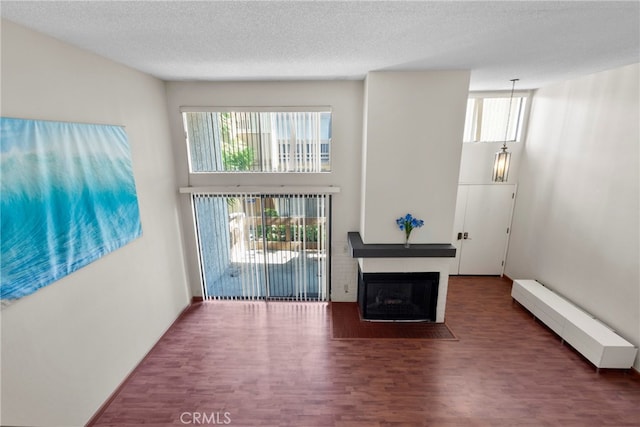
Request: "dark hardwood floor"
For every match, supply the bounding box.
[90,276,640,426]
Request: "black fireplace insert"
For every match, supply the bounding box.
[357,268,439,322]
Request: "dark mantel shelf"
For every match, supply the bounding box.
[347,232,457,258]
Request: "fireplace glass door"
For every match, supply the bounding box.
[358,270,439,321]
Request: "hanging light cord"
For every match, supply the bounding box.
[502,78,519,149]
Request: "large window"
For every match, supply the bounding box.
[182,108,332,173]
[463,94,528,143]
[192,193,330,301]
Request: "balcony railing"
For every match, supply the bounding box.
[230,216,326,251]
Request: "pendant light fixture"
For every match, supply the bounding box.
[492,78,519,182]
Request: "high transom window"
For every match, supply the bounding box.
[182,107,332,173]
[463,94,528,143]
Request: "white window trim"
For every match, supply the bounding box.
[181,107,332,174]
[468,90,532,99]
[179,185,341,195]
[180,106,331,113]
[465,90,533,144]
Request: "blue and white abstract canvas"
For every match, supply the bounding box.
[1,117,142,306]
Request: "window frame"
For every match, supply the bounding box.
[180,106,332,174]
[464,91,532,144]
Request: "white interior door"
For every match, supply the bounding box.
[452,184,516,275]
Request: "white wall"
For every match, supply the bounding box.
[505,63,640,369]
[458,141,524,184]
[165,81,363,302]
[360,71,470,244]
[1,20,190,426]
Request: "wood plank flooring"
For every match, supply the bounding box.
[90,276,640,426]
[331,302,457,340]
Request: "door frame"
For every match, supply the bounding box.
[451,183,517,276]
[191,192,332,301]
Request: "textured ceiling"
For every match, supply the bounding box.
[1,1,638,90]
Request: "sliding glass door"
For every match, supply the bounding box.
[192,193,330,301]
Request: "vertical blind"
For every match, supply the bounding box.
[463,97,526,143]
[193,193,330,301]
[183,111,332,173]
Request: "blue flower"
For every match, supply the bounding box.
[396,213,424,239]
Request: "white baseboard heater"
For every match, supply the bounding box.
[511,279,638,370]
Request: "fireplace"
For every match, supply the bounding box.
[357,267,439,322]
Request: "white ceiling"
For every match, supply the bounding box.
[1,1,638,90]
